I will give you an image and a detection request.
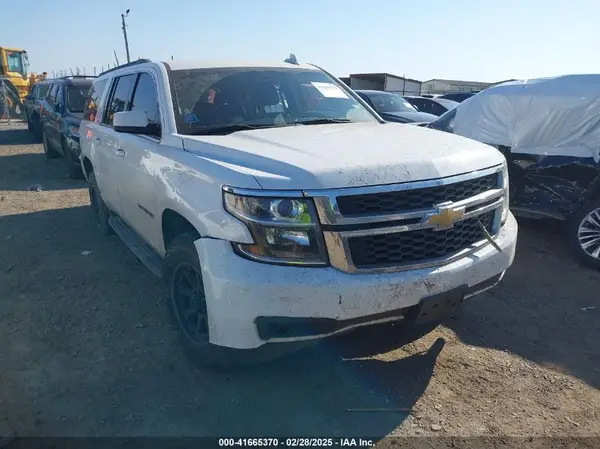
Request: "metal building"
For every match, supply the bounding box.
[345,73,421,95]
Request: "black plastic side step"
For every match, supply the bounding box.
[108,215,163,279]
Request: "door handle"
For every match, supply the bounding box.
[115,149,126,157]
[94,137,102,145]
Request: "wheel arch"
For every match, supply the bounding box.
[161,208,202,253]
[82,156,94,180]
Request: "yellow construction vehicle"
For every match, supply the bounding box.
[0,47,30,99]
[0,46,47,118]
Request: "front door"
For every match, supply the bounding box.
[115,72,163,252]
[94,73,137,216]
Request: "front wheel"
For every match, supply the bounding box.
[163,233,254,369]
[567,201,600,269]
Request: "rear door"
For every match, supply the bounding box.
[40,83,57,130]
[48,84,65,151]
[25,85,37,114]
[34,83,50,114]
[43,83,63,149]
[81,77,108,172]
[94,74,137,217]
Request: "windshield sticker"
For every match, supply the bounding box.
[311,82,349,99]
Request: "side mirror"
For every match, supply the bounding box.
[113,110,160,137]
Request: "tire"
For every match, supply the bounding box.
[42,129,60,159]
[63,139,84,179]
[88,171,113,236]
[164,233,253,368]
[567,201,600,269]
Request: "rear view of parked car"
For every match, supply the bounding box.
[428,75,600,268]
[355,90,438,123]
[405,96,458,116]
[39,76,95,178]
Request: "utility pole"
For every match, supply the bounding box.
[121,9,131,64]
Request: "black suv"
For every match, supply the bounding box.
[40,76,96,178]
[24,80,52,141]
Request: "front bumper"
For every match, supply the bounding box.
[195,212,518,349]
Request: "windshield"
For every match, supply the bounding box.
[363,92,417,113]
[66,86,90,113]
[169,67,377,135]
[6,51,26,76]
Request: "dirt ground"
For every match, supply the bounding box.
[0,121,599,445]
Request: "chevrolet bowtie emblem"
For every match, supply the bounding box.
[425,203,465,231]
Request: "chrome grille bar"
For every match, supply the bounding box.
[303,164,506,274]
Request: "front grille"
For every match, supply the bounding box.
[337,173,499,216]
[348,210,495,268]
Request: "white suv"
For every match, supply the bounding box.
[79,58,518,365]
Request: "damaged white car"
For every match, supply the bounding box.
[429,75,600,268]
[79,57,518,365]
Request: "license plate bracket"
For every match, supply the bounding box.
[413,286,467,325]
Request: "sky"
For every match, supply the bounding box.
[3,0,600,82]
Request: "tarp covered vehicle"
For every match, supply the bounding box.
[428,75,600,268]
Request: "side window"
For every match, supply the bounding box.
[46,84,58,103]
[54,85,64,108]
[130,73,160,126]
[431,102,447,116]
[103,74,136,126]
[84,79,108,122]
[410,99,424,111]
[37,84,49,100]
[422,100,436,114]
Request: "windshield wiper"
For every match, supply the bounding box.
[188,123,277,136]
[294,118,352,125]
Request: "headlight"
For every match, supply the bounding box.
[501,162,510,225]
[223,189,328,266]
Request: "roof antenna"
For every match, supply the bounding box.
[284,53,298,65]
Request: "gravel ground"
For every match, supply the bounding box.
[1,121,599,445]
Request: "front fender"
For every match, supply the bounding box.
[152,146,258,255]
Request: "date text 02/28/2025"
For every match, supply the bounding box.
[218,438,375,447]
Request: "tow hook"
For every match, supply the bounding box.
[478,219,503,253]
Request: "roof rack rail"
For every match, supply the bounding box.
[98,59,151,77]
[58,75,97,79]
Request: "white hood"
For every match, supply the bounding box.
[182,122,505,190]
